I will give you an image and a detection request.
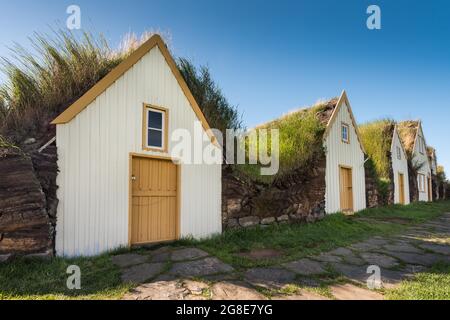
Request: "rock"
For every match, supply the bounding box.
[386,251,447,266]
[211,281,266,300]
[330,284,384,300]
[170,257,234,277]
[359,252,400,269]
[182,280,209,295]
[418,243,450,256]
[313,253,343,263]
[227,218,239,229]
[124,280,189,300]
[227,199,242,215]
[261,217,276,225]
[271,292,330,300]
[328,247,354,256]
[0,254,13,263]
[277,215,289,223]
[330,263,368,283]
[237,248,283,261]
[383,242,424,254]
[23,138,36,145]
[244,267,296,289]
[111,253,148,268]
[121,263,166,283]
[282,259,326,275]
[171,248,209,261]
[24,250,53,260]
[239,216,260,228]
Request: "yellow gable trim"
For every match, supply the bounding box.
[323,90,366,154]
[51,34,217,145]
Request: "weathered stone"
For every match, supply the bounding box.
[330,284,384,300]
[386,251,447,266]
[24,138,36,145]
[331,263,368,283]
[282,259,326,275]
[418,243,450,255]
[121,263,166,283]
[271,292,330,300]
[123,280,188,300]
[313,253,343,263]
[151,252,171,263]
[227,199,242,215]
[227,218,239,229]
[244,267,296,289]
[342,254,366,266]
[383,242,424,254]
[170,257,234,277]
[171,248,209,262]
[239,216,260,227]
[0,254,12,263]
[277,215,289,223]
[261,217,276,225]
[359,252,400,269]
[182,280,209,295]
[328,247,354,256]
[211,281,266,300]
[111,253,148,268]
[24,250,53,260]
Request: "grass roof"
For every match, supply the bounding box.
[359,119,395,180]
[397,120,420,155]
[235,98,338,183]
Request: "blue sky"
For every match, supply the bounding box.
[0,0,449,173]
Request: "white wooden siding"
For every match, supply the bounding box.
[412,126,432,202]
[324,102,366,213]
[56,46,222,257]
[391,128,410,204]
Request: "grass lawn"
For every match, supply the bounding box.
[1,200,449,300]
[386,262,450,300]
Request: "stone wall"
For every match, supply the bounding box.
[0,146,53,256]
[222,157,326,230]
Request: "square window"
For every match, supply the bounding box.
[397,146,402,160]
[143,105,167,151]
[341,123,350,143]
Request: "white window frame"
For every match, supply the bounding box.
[341,123,350,144]
[143,104,168,152]
[397,146,402,160]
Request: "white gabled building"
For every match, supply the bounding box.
[323,91,367,214]
[51,35,222,257]
[391,125,410,205]
[398,121,433,202]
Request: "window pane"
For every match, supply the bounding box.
[148,129,163,148]
[148,110,163,129]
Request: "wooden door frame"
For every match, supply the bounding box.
[428,175,433,202]
[398,172,405,205]
[128,152,181,247]
[339,165,354,213]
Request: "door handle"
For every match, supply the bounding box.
[131,175,137,181]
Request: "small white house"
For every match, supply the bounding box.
[52,35,222,257]
[391,125,410,205]
[324,91,367,214]
[398,121,433,202]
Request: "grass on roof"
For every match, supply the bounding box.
[359,119,395,180]
[397,120,419,155]
[234,101,333,183]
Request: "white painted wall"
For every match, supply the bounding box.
[55,46,222,257]
[412,125,432,202]
[324,102,366,214]
[391,127,410,204]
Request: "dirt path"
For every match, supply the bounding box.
[116,213,450,300]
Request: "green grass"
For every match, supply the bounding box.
[181,201,450,269]
[234,101,332,183]
[386,262,450,300]
[0,254,131,300]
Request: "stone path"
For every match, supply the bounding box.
[117,213,450,300]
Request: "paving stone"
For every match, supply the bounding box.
[111,253,149,268]
[211,281,266,300]
[237,249,283,261]
[330,284,384,300]
[382,242,424,254]
[271,292,330,300]
[313,253,343,263]
[123,280,188,300]
[296,277,322,288]
[331,263,368,283]
[349,241,379,252]
[202,273,240,282]
[342,254,366,266]
[171,248,209,261]
[386,251,447,266]
[151,252,171,263]
[359,252,400,269]
[0,254,12,263]
[182,280,209,295]
[170,257,234,277]
[328,247,353,256]
[244,267,296,289]
[121,262,166,283]
[418,243,450,255]
[282,259,326,275]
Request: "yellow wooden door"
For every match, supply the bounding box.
[399,173,405,205]
[131,156,178,245]
[340,167,354,213]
